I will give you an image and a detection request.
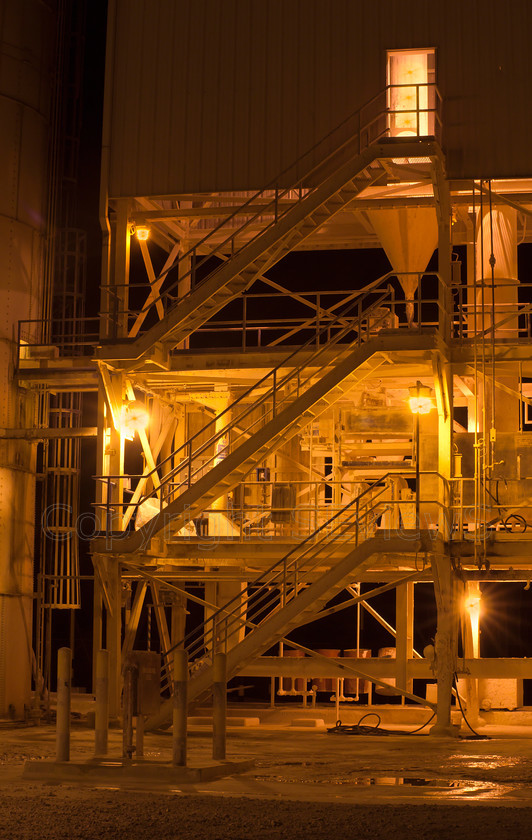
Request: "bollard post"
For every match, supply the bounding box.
[122,663,137,761]
[56,647,72,762]
[172,649,188,767]
[136,714,144,758]
[212,652,227,761]
[95,649,109,756]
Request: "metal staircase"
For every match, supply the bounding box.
[95,87,438,368]
[146,480,419,729]
[93,285,437,555]
[98,152,388,366]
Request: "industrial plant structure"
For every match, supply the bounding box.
[3,0,532,738]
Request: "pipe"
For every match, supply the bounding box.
[0,427,97,440]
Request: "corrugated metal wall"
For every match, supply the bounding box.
[106,0,532,197]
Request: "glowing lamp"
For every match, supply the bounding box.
[408,382,434,415]
[136,226,150,241]
[464,592,481,610]
[120,400,149,439]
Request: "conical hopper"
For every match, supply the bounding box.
[370,208,437,325]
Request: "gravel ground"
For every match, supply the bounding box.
[0,786,530,840]
[2,719,532,839]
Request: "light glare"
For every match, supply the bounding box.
[120,400,149,439]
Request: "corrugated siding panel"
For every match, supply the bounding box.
[107,0,532,198]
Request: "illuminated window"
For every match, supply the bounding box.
[387,49,436,137]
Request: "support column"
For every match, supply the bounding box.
[56,647,72,762]
[95,649,109,756]
[212,652,227,761]
[395,582,414,696]
[430,554,458,736]
[107,199,131,340]
[177,240,191,351]
[434,159,452,341]
[172,649,188,767]
[107,559,122,718]
[462,582,482,730]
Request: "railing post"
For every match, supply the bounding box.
[94,649,109,757]
[212,652,227,761]
[172,650,188,767]
[56,647,72,763]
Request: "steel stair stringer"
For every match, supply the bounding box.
[96,142,435,368]
[145,534,419,730]
[92,333,435,556]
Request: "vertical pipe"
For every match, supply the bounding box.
[56,647,71,762]
[172,649,188,767]
[95,649,109,756]
[212,652,227,761]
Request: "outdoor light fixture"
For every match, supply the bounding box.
[464,592,482,614]
[408,381,434,415]
[135,225,150,241]
[120,399,149,439]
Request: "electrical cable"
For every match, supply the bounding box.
[452,673,491,740]
[327,713,390,735]
[501,514,528,532]
[407,711,436,734]
[327,710,436,737]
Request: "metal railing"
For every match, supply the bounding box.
[157,471,449,694]
[160,477,390,692]
[17,316,100,361]
[99,83,442,341]
[95,282,398,531]
[452,280,532,342]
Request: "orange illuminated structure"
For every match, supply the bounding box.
[6,1,532,736]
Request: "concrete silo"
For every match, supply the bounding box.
[0,1,56,716]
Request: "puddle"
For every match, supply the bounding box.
[344,777,516,799]
[352,777,464,787]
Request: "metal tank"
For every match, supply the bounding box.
[0,1,56,716]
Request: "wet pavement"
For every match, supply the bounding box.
[4,711,532,805]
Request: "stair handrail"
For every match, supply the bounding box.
[101,83,441,332]
[160,473,396,673]
[96,279,395,527]
[191,499,388,667]
[159,495,388,693]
